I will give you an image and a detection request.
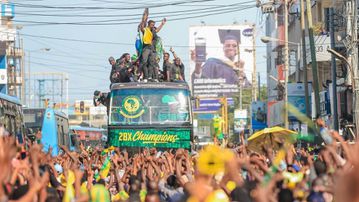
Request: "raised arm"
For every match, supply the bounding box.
[139,8,149,32]
[155,18,166,33]
[170,47,178,59]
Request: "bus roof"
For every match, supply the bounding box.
[111,82,190,91]
[0,93,21,105]
[69,125,106,132]
[54,110,67,119]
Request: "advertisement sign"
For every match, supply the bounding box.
[108,128,191,149]
[268,100,284,127]
[1,3,15,18]
[234,109,247,133]
[287,83,312,119]
[193,97,234,113]
[189,25,255,97]
[251,101,267,130]
[305,35,343,63]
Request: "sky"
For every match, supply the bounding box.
[11,0,269,104]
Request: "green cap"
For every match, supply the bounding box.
[131,54,138,61]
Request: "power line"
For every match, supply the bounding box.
[30,61,108,80]
[13,0,215,10]
[29,55,106,69]
[14,5,255,26]
[14,1,254,17]
[16,31,270,48]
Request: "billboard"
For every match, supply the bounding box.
[189,25,255,97]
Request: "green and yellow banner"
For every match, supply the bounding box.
[108,128,191,149]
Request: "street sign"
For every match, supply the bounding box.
[234,109,247,133]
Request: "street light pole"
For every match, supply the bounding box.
[329,8,339,131]
[284,0,289,129]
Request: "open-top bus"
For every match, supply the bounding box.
[108,82,193,150]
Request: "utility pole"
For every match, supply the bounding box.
[20,38,25,105]
[329,8,339,130]
[306,0,321,118]
[240,85,243,109]
[28,52,31,107]
[252,24,257,102]
[349,0,359,136]
[300,0,310,118]
[284,0,289,128]
[258,73,261,100]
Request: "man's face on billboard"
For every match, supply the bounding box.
[223,39,238,61]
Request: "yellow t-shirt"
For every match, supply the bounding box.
[143,27,153,45]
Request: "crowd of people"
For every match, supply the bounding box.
[1,121,359,202]
[108,9,185,84]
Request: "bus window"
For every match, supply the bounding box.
[109,88,190,125]
[57,123,63,146]
[61,125,66,146]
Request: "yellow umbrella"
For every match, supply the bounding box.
[247,126,297,153]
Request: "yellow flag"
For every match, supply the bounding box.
[62,170,75,202]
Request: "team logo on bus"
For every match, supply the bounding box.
[119,96,145,118]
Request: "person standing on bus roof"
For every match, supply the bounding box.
[162,52,172,81]
[108,56,120,84]
[139,8,166,82]
[170,47,185,81]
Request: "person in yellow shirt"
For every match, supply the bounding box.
[139,8,166,82]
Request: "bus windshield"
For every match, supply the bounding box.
[109,88,190,126]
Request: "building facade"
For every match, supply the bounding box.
[68,100,107,128]
[263,0,358,131]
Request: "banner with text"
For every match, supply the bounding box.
[108,128,192,149]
